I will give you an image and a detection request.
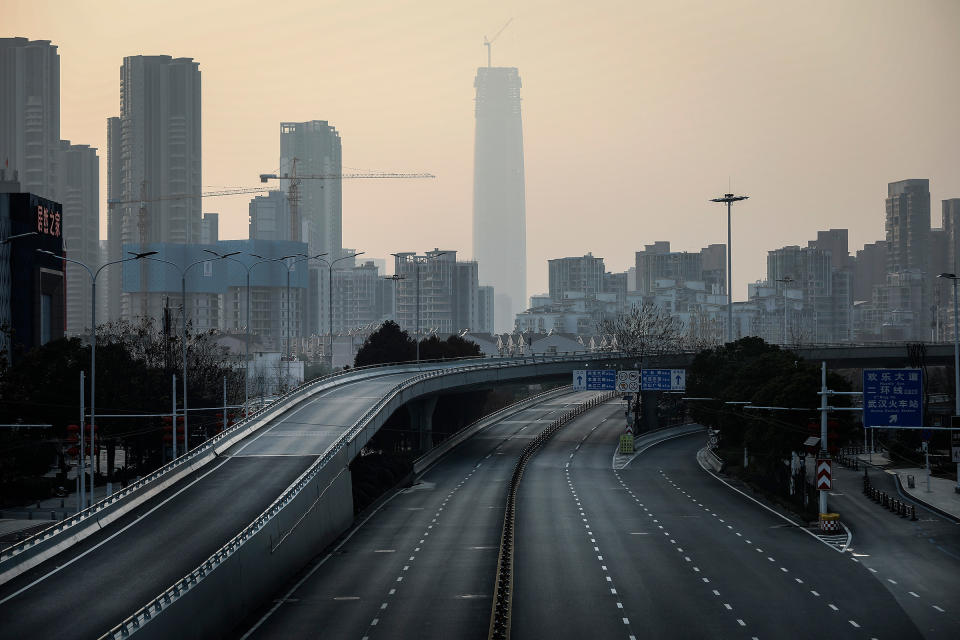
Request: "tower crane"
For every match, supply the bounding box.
[109,167,434,313]
[484,18,513,67]
[257,163,436,243]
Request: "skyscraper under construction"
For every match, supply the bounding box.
[473,66,526,332]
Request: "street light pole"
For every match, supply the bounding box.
[316,252,362,369]
[38,249,155,506]
[710,193,748,343]
[776,276,794,346]
[142,251,236,456]
[938,272,960,491]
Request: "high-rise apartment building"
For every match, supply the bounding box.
[200,213,218,244]
[884,179,932,340]
[278,121,341,257]
[249,191,291,242]
[110,55,202,322]
[57,141,99,335]
[106,117,122,322]
[477,286,495,333]
[886,179,930,273]
[548,254,605,301]
[942,198,960,274]
[809,229,850,270]
[394,250,481,336]
[635,242,713,295]
[473,66,526,332]
[2,38,102,337]
[279,121,342,336]
[0,38,60,201]
[852,241,888,302]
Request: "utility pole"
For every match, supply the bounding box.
[710,193,748,343]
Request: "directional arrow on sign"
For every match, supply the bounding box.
[816,459,832,490]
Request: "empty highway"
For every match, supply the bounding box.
[0,371,420,640]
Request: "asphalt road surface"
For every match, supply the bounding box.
[0,371,419,640]
[513,402,930,639]
[238,390,601,640]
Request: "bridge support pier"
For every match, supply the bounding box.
[407,395,438,451]
[640,391,659,432]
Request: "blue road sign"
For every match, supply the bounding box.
[572,370,617,391]
[863,368,923,428]
[641,369,686,391]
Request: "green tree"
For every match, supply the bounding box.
[354,321,416,367]
[418,334,482,360]
[689,337,854,480]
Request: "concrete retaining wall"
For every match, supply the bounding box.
[106,450,353,640]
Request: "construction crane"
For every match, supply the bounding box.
[484,18,513,67]
[258,163,436,243]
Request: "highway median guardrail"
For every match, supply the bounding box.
[487,391,615,640]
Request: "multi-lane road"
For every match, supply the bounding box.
[241,391,959,639]
[4,384,958,639]
[0,371,418,640]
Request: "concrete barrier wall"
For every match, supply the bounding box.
[109,450,354,640]
[0,366,410,587]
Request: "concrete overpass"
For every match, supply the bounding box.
[0,343,948,639]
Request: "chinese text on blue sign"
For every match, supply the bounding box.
[572,370,617,391]
[640,369,686,391]
[862,368,922,429]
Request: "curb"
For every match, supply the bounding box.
[890,472,960,525]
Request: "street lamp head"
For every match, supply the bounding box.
[35,248,57,257]
[710,194,749,204]
[221,251,242,259]
[128,250,158,259]
[2,231,38,244]
[938,273,958,280]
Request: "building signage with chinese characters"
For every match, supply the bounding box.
[33,195,62,238]
[862,368,923,429]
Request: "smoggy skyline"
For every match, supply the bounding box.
[6,0,960,302]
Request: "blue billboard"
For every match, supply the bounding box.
[862,368,922,428]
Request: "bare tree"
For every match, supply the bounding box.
[684,308,724,351]
[597,302,685,361]
[597,302,685,432]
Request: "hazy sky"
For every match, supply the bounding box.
[7,0,960,300]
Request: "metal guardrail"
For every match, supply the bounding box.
[0,360,418,566]
[100,355,632,639]
[487,391,615,640]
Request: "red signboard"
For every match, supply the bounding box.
[816,459,832,490]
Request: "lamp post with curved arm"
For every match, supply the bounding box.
[206,250,294,415]
[316,252,364,367]
[271,253,327,389]
[38,249,156,507]
[139,251,238,457]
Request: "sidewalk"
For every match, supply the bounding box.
[849,451,960,523]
